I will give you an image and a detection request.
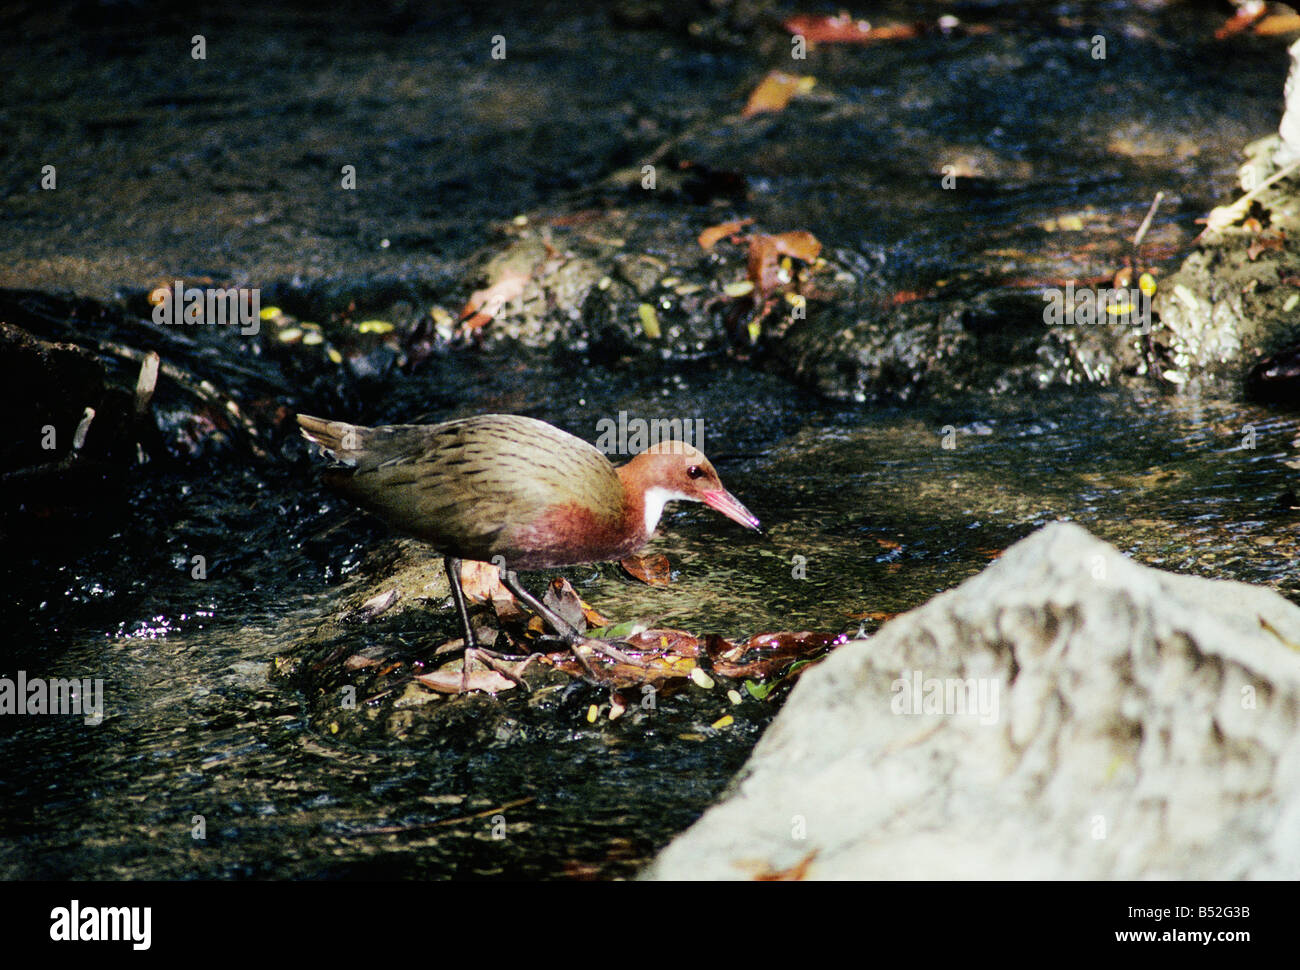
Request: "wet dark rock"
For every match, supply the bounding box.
[456,211,738,360]
[1154,233,1300,386]
[1153,64,1300,392]
[0,322,112,473]
[769,287,1148,402]
[0,321,140,547]
[609,0,779,49]
[1246,342,1300,405]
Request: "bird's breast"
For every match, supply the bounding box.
[499,499,646,569]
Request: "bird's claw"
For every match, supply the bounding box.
[460,647,540,694]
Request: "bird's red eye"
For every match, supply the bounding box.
[687,465,703,479]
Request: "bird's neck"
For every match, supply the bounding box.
[616,463,689,543]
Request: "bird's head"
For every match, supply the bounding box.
[621,440,762,535]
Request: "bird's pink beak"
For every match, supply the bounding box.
[702,489,763,533]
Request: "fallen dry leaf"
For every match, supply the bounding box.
[784,13,953,43]
[747,233,783,296]
[416,669,519,694]
[1255,13,1300,36]
[620,552,672,585]
[744,230,823,300]
[769,230,822,263]
[543,576,591,631]
[622,628,703,656]
[784,13,880,43]
[459,560,510,603]
[581,602,612,629]
[343,654,381,671]
[1215,2,1266,39]
[706,631,843,679]
[698,218,755,251]
[742,71,815,118]
[846,609,900,623]
[542,651,696,689]
[537,627,709,687]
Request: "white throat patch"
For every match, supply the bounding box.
[642,486,694,535]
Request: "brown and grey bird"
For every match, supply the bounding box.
[296,412,761,687]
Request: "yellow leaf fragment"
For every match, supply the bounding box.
[637,302,661,338]
[690,668,715,689]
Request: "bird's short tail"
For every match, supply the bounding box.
[297,413,364,465]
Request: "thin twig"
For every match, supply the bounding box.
[1132,191,1164,251]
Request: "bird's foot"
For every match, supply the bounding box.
[562,637,649,684]
[461,647,540,694]
[583,637,641,666]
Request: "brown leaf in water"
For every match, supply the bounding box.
[1215,4,1266,39]
[538,627,843,689]
[343,654,381,671]
[540,628,707,687]
[1255,14,1300,36]
[783,13,925,44]
[542,650,697,689]
[540,574,600,626]
[784,13,874,43]
[494,593,528,624]
[698,218,755,251]
[416,669,519,694]
[742,71,815,118]
[747,233,782,296]
[769,230,822,263]
[846,609,900,623]
[622,628,702,656]
[745,231,822,301]
[707,631,843,679]
[620,552,672,585]
[459,560,510,603]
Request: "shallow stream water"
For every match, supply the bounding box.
[3,0,1297,878]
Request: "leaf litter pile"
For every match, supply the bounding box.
[341,561,849,715]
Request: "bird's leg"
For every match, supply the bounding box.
[445,556,539,693]
[445,556,479,694]
[445,556,476,651]
[498,569,641,673]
